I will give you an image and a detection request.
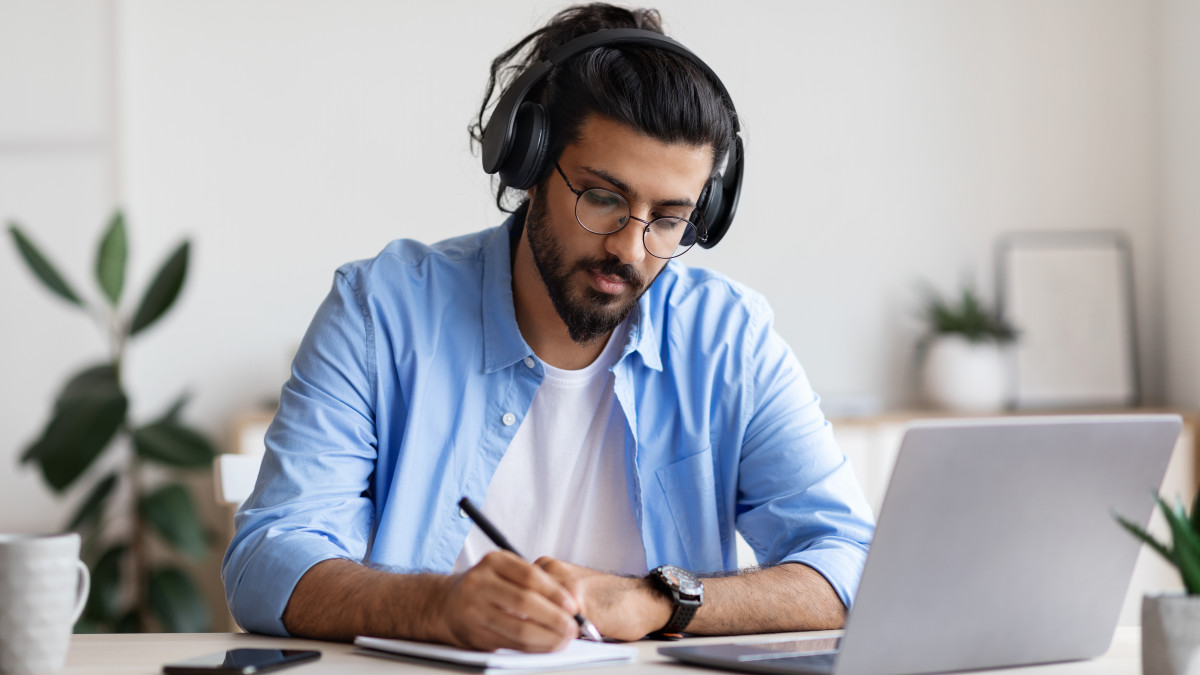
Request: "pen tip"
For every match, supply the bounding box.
[579,617,603,642]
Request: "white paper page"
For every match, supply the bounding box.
[354,635,636,670]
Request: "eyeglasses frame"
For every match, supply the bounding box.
[552,162,701,260]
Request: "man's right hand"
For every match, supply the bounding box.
[432,551,581,652]
[282,554,580,651]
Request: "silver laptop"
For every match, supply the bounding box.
[660,414,1181,675]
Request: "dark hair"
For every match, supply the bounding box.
[469,3,737,212]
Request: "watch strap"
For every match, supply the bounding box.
[649,565,703,634]
[662,597,699,633]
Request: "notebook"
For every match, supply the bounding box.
[354,635,635,673]
[660,414,1182,675]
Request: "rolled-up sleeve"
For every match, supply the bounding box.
[222,266,381,635]
[734,296,874,608]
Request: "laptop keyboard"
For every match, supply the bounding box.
[660,637,842,675]
[734,637,841,660]
[754,652,838,674]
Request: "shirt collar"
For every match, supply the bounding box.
[626,294,663,372]
[481,210,531,373]
[480,207,664,374]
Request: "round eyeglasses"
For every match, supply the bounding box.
[553,163,702,259]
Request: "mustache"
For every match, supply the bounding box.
[576,257,644,288]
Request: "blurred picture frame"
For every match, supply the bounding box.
[996,231,1139,409]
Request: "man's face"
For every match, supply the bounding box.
[524,115,713,345]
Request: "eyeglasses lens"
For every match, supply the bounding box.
[575,188,698,259]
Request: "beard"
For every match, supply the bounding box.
[524,194,653,345]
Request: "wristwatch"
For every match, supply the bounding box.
[647,564,704,634]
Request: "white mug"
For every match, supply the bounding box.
[0,533,90,675]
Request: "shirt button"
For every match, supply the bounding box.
[501,413,516,426]
[523,356,535,368]
[458,505,469,518]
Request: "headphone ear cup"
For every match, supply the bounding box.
[693,179,723,247]
[698,137,743,249]
[499,101,551,191]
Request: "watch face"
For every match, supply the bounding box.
[659,565,703,596]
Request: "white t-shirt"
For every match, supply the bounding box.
[453,323,646,576]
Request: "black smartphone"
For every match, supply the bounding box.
[162,648,321,675]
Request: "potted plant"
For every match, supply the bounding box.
[8,211,216,632]
[1116,493,1200,675]
[917,284,1017,412]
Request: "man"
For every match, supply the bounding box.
[223,3,874,653]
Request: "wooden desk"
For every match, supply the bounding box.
[63,628,1141,674]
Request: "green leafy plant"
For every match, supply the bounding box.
[919,284,1017,343]
[8,211,216,632]
[1116,492,1200,594]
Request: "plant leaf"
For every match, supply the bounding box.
[83,544,126,625]
[140,483,208,558]
[1114,511,1172,563]
[73,618,102,634]
[148,566,211,632]
[918,281,1016,343]
[95,210,127,306]
[158,391,192,423]
[66,471,119,533]
[114,609,142,633]
[1158,495,1200,594]
[129,240,189,336]
[21,364,128,491]
[1190,488,1200,539]
[133,420,216,468]
[8,224,84,306]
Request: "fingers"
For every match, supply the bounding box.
[494,553,579,615]
[532,559,663,643]
[534,556,589,613]
[470,606,574,653]
[440,552,579,652]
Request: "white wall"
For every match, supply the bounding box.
[1162,0,1200,409]
[1,1,1192,535]
[0,0,116,532]
[704,0,1163,412]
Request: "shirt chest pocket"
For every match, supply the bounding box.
[654,448,726,571]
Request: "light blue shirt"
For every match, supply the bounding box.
[222,214,875,636]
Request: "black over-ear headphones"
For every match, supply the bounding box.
[480,28,743,249]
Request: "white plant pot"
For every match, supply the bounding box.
[1143,593,1200,675]
[921,335,1010,412]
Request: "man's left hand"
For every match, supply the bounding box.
[533,557,672,641]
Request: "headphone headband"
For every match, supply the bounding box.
[481,28,743,249]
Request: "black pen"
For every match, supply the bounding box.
[457,497,604,642]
